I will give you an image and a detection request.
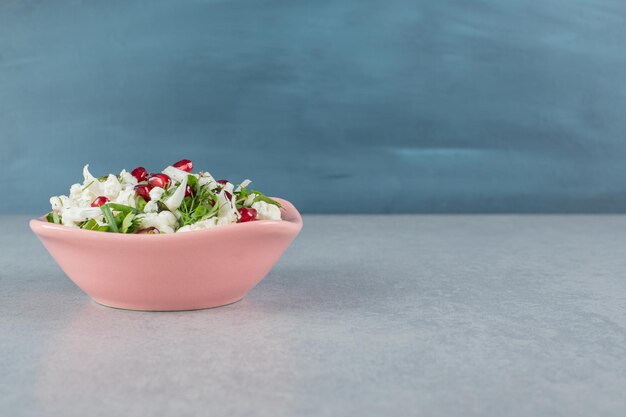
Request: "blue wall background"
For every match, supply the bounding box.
[2,0,626,213]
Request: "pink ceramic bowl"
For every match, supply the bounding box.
[30,198,302,311]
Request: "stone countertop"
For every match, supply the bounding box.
[1,215,626,417]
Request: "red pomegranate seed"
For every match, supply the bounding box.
[134,184,151,201]
[91,196,109,207]
[238,207,257,223]
[130,167,148,182]
[136,227,160,234]
[185,185,195,197]
[173,159,193,172]
[148,173,171,189]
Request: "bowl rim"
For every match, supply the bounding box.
[30,197,302,240]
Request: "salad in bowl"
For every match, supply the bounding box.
[30,159,302,311]
[46,159,283,234]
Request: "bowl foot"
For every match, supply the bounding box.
[91,296,244,312]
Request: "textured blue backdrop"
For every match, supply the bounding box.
[2,0,626,213]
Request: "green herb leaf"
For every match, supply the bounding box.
[236,187,250,206]
[81,219,96,230]
[162,184,178,200]
[81,218,107,232]
[192,204,209,219]
[251,190,282,208]
[122,212,136,233]
[107,203,140,215]
[46,212,62,224]
[100,205,118,233]
[135,196,147,212]
[176,185,220,227]
[206,203,219,219]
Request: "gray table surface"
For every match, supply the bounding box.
[1,214,626,417]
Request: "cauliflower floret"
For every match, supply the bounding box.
[83,164,97,184]
[236,179,251,192]
[138,211,178,234]
[112,188,136,207]
[50,195,71,212]
[162,166,194,183]
[102,174,122,199]
[81,164,104,197]
[244,193,257,207]
[216,216,236,226]
[143,200,159,213]
[177,217,219,233]
[69,183,97,207]
[221,181,234,194]
[176,214,238,233]
[61,216,80,228]
[198,171,217,189]
[252,201,281,220]
[61,207,103,226]
[216,189,238,224]
[149,187,166,201]
[164,176,187,211]
[119,169,138,187]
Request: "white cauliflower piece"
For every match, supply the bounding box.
[119,169,138,187]
[138,211,179,234]
[143,200,159,213]
[236,179,251,192]
[216,189,238,224]
[162,166,194,183]
[198,171,217,189]
[69,183,95,207]
[244,193,257,207]
[112,188,136,207]
[50,195,73,215]
[252,201,281,220]
[61,207,103,226]
[82,164,104,197]
[177,217,219,233]
[164,175,187,211]
[149,187,166,201]
[102,174,122,199]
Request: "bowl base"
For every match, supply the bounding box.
[91,296,244,312]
